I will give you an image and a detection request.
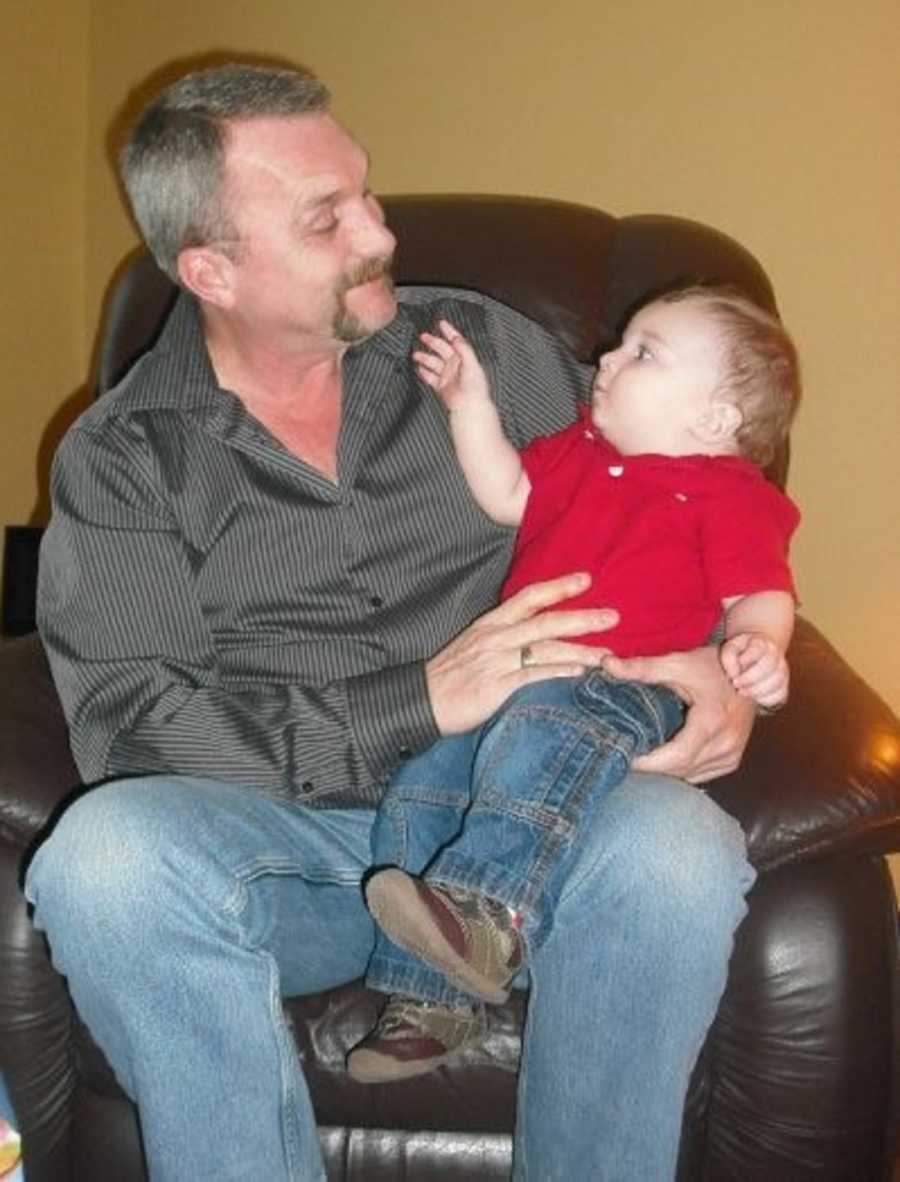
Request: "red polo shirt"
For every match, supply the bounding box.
[500,408,800,657]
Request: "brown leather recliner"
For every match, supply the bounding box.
[1,196,898,1181]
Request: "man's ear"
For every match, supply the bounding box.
[694,399,743,448]
[176,246,237,309]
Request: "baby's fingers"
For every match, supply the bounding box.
[413,348,446,373]
[734,661,789,703]
[418,330,455,357]
[719,633,758,680]
[719,643,742,681]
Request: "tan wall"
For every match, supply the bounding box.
[11,1,900,716]
[1,0,89,526]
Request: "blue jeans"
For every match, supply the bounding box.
[368,673,684,1006]
[25,770,753,1181]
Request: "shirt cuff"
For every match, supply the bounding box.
[347,660,440,783]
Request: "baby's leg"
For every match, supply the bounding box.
[369,731,478,874]
[366,675,683,1002]
[365,730,481,1003]
[432,673,683,948]
[351,731,487,1083]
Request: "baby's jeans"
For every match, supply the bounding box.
[366,671,684,1006]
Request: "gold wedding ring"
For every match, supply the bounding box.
[520,645,537,669]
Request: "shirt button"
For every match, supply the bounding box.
[369,595,384,608]
[300,780,314,793]
[608,465,624,477]
[398,747,412,760]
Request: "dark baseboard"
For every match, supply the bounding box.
[2,526,43,637]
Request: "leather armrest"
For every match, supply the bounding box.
[688,855,897,1179]
[0,635,79,1173]
[0,836,75,1178]
[709,617,900,871]
[0,633,81,847]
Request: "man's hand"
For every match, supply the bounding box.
[720,631,789,709]
[603,646,756,784]
[426,573,617,735]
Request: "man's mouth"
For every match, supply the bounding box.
[343,257,395,293]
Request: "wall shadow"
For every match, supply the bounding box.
[27,46,319,530]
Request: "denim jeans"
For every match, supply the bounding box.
[25,769,753,1181]
[367,673,684,1006]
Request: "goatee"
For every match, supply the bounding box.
[333,256,395,343]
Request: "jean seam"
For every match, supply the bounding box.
[217,868,330,1180]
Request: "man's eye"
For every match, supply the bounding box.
[311,219,338,236]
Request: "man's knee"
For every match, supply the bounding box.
[562,773,755,920]
[26,777,193,927]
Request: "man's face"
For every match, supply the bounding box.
[218,113,397,348]
[590,299,727,456]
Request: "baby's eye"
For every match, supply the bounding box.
[635,344,652,360]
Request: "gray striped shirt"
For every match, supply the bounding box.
[37,289,590,807]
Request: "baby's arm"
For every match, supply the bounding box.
[720,590,795,708]
[413,319,531,526]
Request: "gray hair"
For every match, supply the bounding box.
[119,64,331,281]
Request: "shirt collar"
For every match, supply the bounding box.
[113,289,422,415]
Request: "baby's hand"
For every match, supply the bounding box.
[720,632,789,709]
[412,319,490,411]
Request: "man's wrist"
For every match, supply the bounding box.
[347,660,440,780]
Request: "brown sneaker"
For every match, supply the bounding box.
[365,869,523,1005]
[346,996,487,1083]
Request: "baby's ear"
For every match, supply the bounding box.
[694,399,743,448]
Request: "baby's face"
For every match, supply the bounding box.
[591,299,729,456]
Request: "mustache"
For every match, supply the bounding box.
[340,255,395,293]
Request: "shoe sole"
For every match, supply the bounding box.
[366,869,511,1004]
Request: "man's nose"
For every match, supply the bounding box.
[354,205,396,258]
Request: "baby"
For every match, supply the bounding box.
[347,285,801,1083]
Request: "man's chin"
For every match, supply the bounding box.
[335,279,397,343]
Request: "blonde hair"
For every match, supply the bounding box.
[660,285,801,467]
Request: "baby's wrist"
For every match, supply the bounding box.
[448,393,494,416]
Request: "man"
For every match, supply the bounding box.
[28,63,756,1180]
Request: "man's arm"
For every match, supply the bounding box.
[40,416,614,797]
[426,573,616,735]
[601,589,794,785]
[38,427,437,799]
[602,647,757,784]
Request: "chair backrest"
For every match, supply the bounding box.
[96,194,785,482]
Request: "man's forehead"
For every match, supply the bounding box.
[223,113,369,190]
